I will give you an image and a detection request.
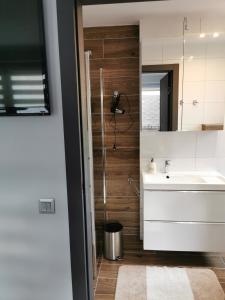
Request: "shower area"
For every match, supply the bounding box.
[83,25,140,276]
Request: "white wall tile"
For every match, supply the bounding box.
[182,102,204,124]
[140,131,161,158]
[216,130,225,157]
[205,81,225,101]
[196,131,218,158]
[186,16,205,35]
[182,124,203,131]
[216,157,225,176]
[204,102,225,124]
[156,132,197,158]
[140,131,197,159]
[206,58,225,81]
[140,17,183,39]
[206,39,225,59]
[184,58,206,82]
[163,37,183,60]
[142,40,163,63]
[195,158,217,171]
[183,81,204,102]
[205,17,225,34]
[184,35,206,59]
[142,59,164,66]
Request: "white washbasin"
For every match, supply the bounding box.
[142,171,225,190]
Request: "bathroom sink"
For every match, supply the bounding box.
[142,171,225,191]
[147,174,205,184]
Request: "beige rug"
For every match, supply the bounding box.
[115,265,225,300]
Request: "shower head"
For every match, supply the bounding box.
[111,91,125,114]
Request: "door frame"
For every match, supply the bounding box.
[56,0,93,299]
[56,1,168,300]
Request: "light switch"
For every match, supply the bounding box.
[39,199,55,214]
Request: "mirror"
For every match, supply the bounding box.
[141,15,225,131]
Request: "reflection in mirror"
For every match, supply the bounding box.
[142,72,167,131]
[142,64,179,131]
[140,12,225,131]
[182,17,225,131]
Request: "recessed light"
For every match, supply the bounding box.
[213,32,219,38]
[200,33,205,38]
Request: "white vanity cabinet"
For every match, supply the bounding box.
[143,190,225,252]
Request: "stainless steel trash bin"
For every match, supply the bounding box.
[104,222,123,261]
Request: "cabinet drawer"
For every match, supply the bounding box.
[144,221,225,252]
[144,191,225,222]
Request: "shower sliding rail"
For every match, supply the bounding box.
[100,68,107,223]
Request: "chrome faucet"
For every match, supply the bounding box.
[165,160,171,174]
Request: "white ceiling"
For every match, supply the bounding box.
[83,0,225,27]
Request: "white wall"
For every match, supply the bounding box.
[140,130,225,175]
[140,16,225,131]
[0,1,73,300]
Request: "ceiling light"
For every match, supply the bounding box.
[200,33,205,38]
[213,32,219,38]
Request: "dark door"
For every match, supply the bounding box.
[160,72,172,131]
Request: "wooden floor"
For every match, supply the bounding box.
[94,251,225,299]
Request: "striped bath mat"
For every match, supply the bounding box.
[115,266,225,300]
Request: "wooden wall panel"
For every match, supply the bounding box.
[91,95,139,114]
[84,39,104,59]
[104,38,139,58]
[92,113,139,132]
[90,58,139,78]
[93,132,139,149]
[84,25,140,254]
[84,25,139,40]
[91,77,139,97]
